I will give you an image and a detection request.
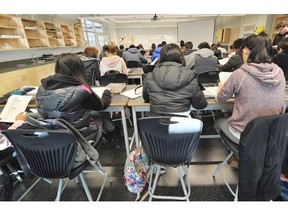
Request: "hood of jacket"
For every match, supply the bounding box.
[101,56,122,68]
[194,48,214,58]
[241,63,284,87]
[41,74,81,90]
[128,47,139,54]
[152,62,196,90]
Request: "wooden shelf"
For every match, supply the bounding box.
[0,15,29,50]
[0,15,86,50]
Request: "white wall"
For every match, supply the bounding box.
[111,27,177,50]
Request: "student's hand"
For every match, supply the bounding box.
[15,112,27,121]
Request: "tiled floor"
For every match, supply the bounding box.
[11,112,238,201]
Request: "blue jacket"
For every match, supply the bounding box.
[151,47,162,61]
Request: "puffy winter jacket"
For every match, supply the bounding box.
[36,74,111,139]
[143,62,207,116]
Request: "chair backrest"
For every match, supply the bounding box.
[2,129,77,179]
[137,116,203,166]
[126,61,142,68]
[197,71,220,85]
[99,70,128,86]
[82,59,100,86]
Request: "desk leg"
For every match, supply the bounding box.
[131,106,140,148]
[120,107,130,156]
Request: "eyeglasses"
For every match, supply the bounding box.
[134,85,143,95]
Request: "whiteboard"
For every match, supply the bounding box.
[177,19,215,48]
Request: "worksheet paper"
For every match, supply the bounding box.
[219,72,232,84]
[0,95,32,123]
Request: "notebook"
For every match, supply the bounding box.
[106,83,126,94]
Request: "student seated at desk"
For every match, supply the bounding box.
[36,53,120,148]
[218,38,244,72]
[99,45,128,77]
[142,43,207,117]
[214,32,286,145]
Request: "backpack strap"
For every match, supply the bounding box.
[25,116,99,162]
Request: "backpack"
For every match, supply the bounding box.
[123,148,151,200]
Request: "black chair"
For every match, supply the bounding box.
[0,147,24,184]
[197,71,220,86]
[137,116,203,201]
[2,124,111,201]
[126,61,142,69]
[99,70,128,86]
[211,130,239,201]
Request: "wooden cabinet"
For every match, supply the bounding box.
[0,15,29,50]
[21,18,49,48]
[216,28,231,43]
[61,24,77,46]
[271,15,288,40]
[0,14,86,50]
[74,26,86,46]
[44,22,65,47]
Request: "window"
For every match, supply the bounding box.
[81,19,104,46]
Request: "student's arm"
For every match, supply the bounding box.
[80,84,112,110]
[216,71,240,103]
[139,53,148,64]
[190,80,208,109]
[8,112,27,129]
[142,75,150,103]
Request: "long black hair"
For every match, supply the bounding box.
[55,53,90,86]
[159,43,186,66]
[243,32,272,63]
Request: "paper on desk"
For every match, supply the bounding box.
[219,72,232,84]
[218,58,229,65]
[92,87,107,97]
[203,86,218,98]
[0,95,33,123]
[121,87,143,99]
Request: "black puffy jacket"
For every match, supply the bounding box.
[142,62,207,116]
[36,74,111,137]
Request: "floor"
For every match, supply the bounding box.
[10,111,238,202]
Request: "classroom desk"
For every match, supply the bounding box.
[0,86,133,156]
[128,67,144,85]
[127,97,237,148]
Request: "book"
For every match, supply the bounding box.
[219,72,232,84]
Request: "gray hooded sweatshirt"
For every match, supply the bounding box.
[186,48,217,70]
[217,63,286,133]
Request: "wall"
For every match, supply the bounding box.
[112,27,177,50]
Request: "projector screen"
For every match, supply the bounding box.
[177,19,215,48]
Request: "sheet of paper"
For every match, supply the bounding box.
[219,72,232,84]
[202,86,218,98]
[0,95,33,123]
[121,86,143,99]
[92,87,107,97]
[218,58,229,65]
